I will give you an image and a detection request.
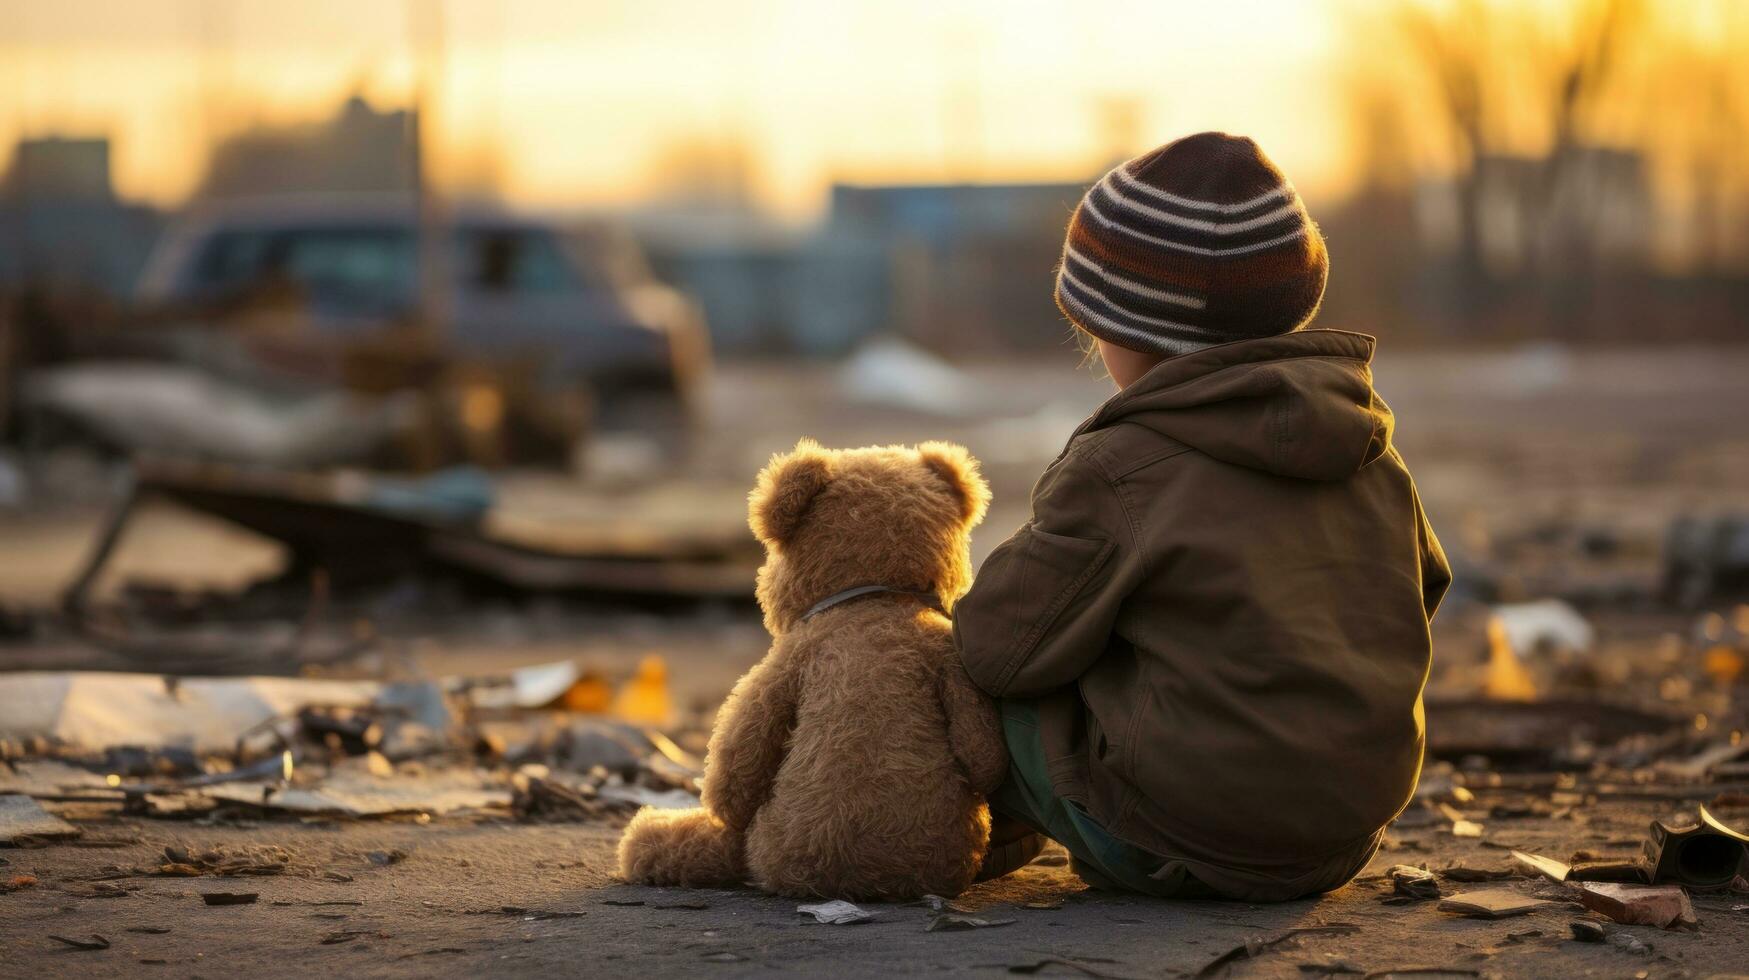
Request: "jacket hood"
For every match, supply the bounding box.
[1083,330,1392,481]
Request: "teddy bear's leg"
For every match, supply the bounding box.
[741,805,826,898]
[616,806,746,888]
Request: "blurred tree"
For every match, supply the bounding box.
[1336,0,1749,340]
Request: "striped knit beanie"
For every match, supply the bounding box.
[1055,132,1327,357]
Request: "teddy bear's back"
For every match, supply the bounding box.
[745,602,989,899]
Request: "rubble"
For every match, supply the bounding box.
[1643,804,1749,888]
[198,763,510,818]
[21,363,417,469]
[200,892,260,906]
[1387,865,1440,899]
[1422,697,1678,767]
[59,460,762,625]
[153,844,290,877]
[1510,850,1570,882]
[925,912,1016,931]
[1663,515,1749,608]
[1435,889,1547,919]
[839,337,981,416]
[1491,599,1595,657]
[48,934,111,951]
[1567,919,1607,942]
[0,794,80,843]
[1570,881,1698,930]
[1191,923,1360,978]
[797,900,874,925]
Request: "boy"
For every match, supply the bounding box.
[953,132,1450,902]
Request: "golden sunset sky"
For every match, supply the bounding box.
[0,1,1738,217]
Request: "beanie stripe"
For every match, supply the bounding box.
[1111,170,1291,214]
[1064,247,1205,310]
[1058,268,1226,355]
[1108,171,1299,234]
[1057,290,1208,356]
[1053,132,1328,356]
[1081,192,1309,257]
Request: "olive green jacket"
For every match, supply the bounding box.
[955,330,1450,901]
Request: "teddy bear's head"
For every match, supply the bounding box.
[748,439,991,633]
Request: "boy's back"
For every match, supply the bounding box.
[955,329,1449,901]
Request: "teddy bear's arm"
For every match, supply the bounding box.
[937,652,1009,795]
[699,639,802,832]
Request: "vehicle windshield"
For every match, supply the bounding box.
[185,222,583,314]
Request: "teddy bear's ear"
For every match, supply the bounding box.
[749,439,833,546]
[918,441,990,528]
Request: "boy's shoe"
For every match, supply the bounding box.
[974,815,1047,882]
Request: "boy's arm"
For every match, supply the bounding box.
[1414,490,1452,621]
[936,652,1008,794]
[699,638,801,831]
[953,456,1138,698]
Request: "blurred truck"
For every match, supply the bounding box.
[6,194,709,471]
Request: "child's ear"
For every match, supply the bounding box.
[750,439,833,547]
[918,441,990,528]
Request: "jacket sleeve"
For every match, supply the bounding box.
[1414,491,1452,621]
[953,455,1139,698]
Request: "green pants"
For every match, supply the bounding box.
[989,700,1212,898]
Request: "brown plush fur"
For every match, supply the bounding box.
[617,441,1008,900]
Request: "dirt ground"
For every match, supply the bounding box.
[4,795,1748,979]
[4,345,1749,977]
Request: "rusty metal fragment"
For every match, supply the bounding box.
[1643,804,1749,890]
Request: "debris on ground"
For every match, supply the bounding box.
[839,336,980,416]
[200,891,260,906]
[47,934,111,951]
[1434,862,1513,882]
[797,900,875,925]
[1643,804,1749,888]
[1570,881,1698,930]
[1387,865,1441,900]
[1608,931,1655,956]
[0,649,705,837]
[199,762,510,818]
[926,912,1016,932]
[1491,599,1595,657]
[1,502,1745,974]
[1191,923,1361,978]
[1293,952,1365,975]
[1436,889,1548,919]
[1568,918,1607,942]
[1663,515,1749,608]
[1510,850,1571,882]
[57,461,761,619]
[145,843,291,877]
[1006,958,1139,978]
[488,906,587,921]
[0,793,81,843]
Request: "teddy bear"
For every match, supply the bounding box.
[616,439,1009,900]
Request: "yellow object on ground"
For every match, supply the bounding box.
[558,670,614,713]
[1483,615,1538,701]
[613,655,676,728]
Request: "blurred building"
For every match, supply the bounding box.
[198,95,417,200]
[828,181,1087,353]
[638,178,1089,357]
[631,205,887,356]
[0,137,165,297]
